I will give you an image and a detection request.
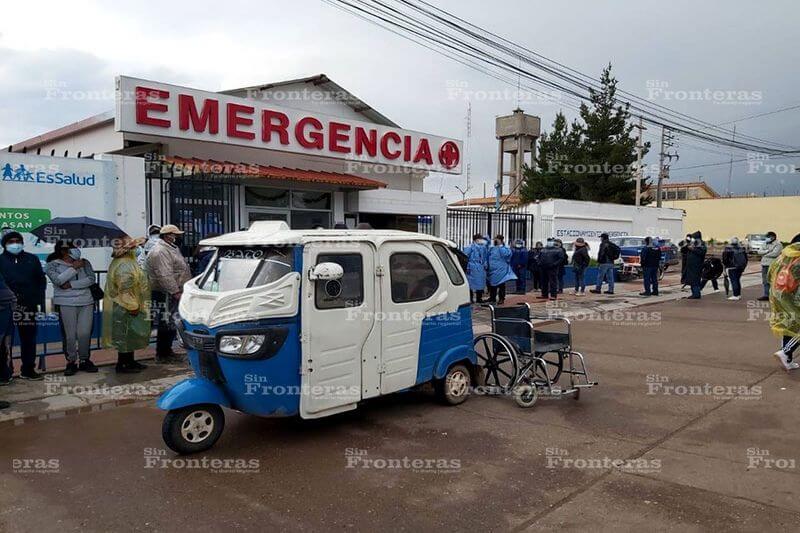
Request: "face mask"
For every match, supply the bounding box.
[68,248,81,260]
[767,237,775,243]
[515,244,523,248]
[5,243,23,255]
[476,239,486,246]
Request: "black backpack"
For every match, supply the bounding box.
[732,248,748,269]
[607,242,621,261]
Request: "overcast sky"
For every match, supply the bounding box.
[1,0,798,201]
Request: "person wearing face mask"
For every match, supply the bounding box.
[145,224,192,364]
[0,231,46,380]
[510,239,529,294]
[463,233,488,304]
[45,240,98,375]
[138,224,161,269]
[758,231,783,301]
[722,236,748,300]
[486,235,516,305]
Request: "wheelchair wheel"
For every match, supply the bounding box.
[473,333,518,391]
[532,352,564,384]
[513,385,538,408]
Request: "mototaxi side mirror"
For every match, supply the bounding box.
[308,262,344,281]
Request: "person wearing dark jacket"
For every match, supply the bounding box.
[0,231,46,380]
[722,237,748,300]
[0,270,17,389]
[510,239,529,294]
[590,233,617,295]
[554,239,569,293]
[685,231,707,299]
[537,239,564,300]
[639,237,663,296]
[679,233,693,287]
[700,257,724,292]
[527,242,543,290]
[571,238,590,295]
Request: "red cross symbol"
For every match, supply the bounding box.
[438,141,460,169]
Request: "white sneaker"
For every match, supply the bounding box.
[573,290,580,295]
[788,362,800,371]
[727,296,740,301]
[774,350,790,370]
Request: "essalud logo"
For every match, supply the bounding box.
[1,162,96,187]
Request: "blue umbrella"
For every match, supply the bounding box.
[31,216,128,247]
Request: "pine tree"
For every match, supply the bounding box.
[519,112,580,201]
[520,64,650,205]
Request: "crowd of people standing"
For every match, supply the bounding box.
[0,224,191,393]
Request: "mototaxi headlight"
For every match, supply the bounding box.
[218,334,266,356]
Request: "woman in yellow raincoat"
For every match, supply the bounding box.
[768,233,800,371]
[102,236,151,373]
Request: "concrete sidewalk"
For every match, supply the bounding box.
[0,357,191,427]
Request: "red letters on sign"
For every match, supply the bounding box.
[135,86,170,128]
[262,109,290,145]
[178,95,219,134]
[413,138,433,164]
[354,128,377,156]
[227,103,255,140]
[380,132,402,160]
[295,117,324,149]
[328,122,351,153]
[403,135,412,162]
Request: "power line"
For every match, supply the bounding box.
[329,0,800,155]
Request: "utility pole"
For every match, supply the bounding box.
[455,184,471,202]
[464,102,472,205]
[657,126,678,207]
[726,123,736,197]
[633,116,646,206]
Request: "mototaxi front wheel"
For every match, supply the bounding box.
[162,404,225,454]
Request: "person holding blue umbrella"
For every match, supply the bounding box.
[487,234,517,305]
[463,233,488,304]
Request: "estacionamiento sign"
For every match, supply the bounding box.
[115,75,463,174]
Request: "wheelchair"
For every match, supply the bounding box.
[473,303,598,408]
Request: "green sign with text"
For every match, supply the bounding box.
[0,207,52,232]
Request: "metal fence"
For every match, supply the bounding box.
[446,208,535,249]
[146,160,242,271]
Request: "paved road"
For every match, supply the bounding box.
[1,285,798,532]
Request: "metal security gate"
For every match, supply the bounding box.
[446,208,534,249]
[146,159,241,270]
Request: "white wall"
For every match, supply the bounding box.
[0,152,145,272]
[16,122,124,159]
[529,199,684,242]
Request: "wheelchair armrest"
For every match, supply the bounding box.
[528,314,572,342]
[492,317,535,338]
